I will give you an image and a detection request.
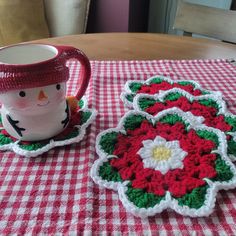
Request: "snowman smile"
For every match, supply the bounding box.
[37,101,50,107]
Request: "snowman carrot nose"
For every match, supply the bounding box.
[38,90,48,101]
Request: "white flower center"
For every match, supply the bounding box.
[138,136,187,174]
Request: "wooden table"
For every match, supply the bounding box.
[34,33,236,60]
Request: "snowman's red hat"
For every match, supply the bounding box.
[0,44,91,100]
[0,61,70,93]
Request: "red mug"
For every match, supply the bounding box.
[0,43,91,141]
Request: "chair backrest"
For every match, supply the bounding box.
[173,0,236,43]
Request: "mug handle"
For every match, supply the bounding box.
[55,45,91,101]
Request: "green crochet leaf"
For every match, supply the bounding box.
[196,130,219,149]
[211,154,234,182]
[0,133,14,145]
[129,82,142,93]
[175,185,208,209]
[138,98,156,110]
[99,132,119,155]
[228,138,236,156]
[177,81,196,87]
[198,99,219,110]
[149,77,163,84]
[224,116,236,132]
[123,114,148,131]
[164,92,183,101]
[62,127,80,140]
[78,99,84,109]
[99,161,123,182]
[201,90,211,95]
[80,111,92,125]
[126,183,165,208]
[159,114,188,127]
[18,142,49,151]
[126,94,135,102]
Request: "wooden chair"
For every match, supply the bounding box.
[173,0,236,43]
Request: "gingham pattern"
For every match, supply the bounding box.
[0,59,236,235]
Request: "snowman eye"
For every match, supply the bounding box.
[56,84,61,90]
[19,91,26,97]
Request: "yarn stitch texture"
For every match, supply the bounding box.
[133,88,236,161]
[91,108,236,217]
[120,75,221,108]
[0,98,96,157]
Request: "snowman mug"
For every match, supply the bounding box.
[0,43,91,141]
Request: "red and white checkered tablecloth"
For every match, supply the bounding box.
[0,59,236,235]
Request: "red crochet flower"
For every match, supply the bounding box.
[109,120,217,198]
[92,110,236,217]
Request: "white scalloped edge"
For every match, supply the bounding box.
[0,108,97,157]
[91,108,236,218]
[120,75,221,108]
[133,88,236,162]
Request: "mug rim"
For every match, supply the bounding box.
[0,43,59,67]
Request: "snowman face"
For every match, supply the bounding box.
[0,82,66,115]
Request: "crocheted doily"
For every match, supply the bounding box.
[91,108,236,217]
[121,75,221,108]
[133,88,236,162]
[0,98,96,157]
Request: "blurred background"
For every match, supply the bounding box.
[0,0,235,46]
[87,0,234,35]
